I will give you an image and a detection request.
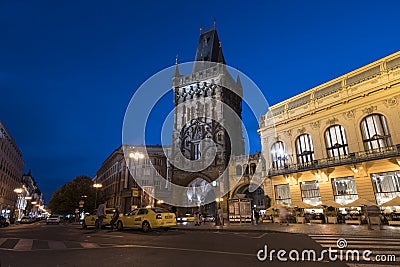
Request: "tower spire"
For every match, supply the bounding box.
[174,55,180,77]
[200,24,202,35]
[213,18,216,30]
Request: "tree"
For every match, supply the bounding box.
[48,176,96,215]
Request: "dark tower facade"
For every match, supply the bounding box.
[170,27,244,208]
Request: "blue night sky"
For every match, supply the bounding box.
[1,0,400,203]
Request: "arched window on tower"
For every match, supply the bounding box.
[250,163,256,175]
[243,164,249,175]
[360,114,392,151]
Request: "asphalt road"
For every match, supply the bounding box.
[0,221,356,267]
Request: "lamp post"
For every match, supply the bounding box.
[93,183,103,208]
[129,150,144,208]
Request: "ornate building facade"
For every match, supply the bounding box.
[259,51,400,209]
[0,120,24,220]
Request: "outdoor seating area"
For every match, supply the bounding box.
[258,197,400,227]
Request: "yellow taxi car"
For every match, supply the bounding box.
[116,207,176,232]
[176,213,195,223]
[82,208,117,229]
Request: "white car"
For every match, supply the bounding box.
[46,215,61,224]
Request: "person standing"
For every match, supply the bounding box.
[110,208,119,230]
[95,200,107,231]
[217,206,224,226]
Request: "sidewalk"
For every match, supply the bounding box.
[174,221,400,237]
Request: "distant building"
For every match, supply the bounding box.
[0,120,24,220]
[21,170,44,218]
[259,51,400,209]
[94,145,169,213]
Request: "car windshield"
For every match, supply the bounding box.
[151,208,169,213]
[127,209,138,216]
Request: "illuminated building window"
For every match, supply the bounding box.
[191,142,201,160]
[295,134,315,165]
[271,141,286,169]
[371,171,400,205]
[325,125,348,158]
[300,180,321,206]
[331,176,358,205]
[275,184,291,205]
[360,114,392,151]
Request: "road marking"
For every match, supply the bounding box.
[14,239,33,250]
[48,240,67,250]
[80,242,100,248]
[0,238,7,246]
[13,239,33,251]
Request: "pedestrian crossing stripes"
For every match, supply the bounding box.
[309,234,400,265]
[0,238,101,251]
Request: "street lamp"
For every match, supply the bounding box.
[129,149,144,208]
[93,183,103,208]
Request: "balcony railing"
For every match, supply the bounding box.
[267,144,400,177]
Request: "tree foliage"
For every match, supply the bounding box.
[48,176,97,215]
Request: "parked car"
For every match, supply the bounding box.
[176,213,195,223]
[46,214,61,224]
[202,214,215,222]
[116,207,176,232]
[82,208,117,229]
[0,216,10,227]
[20,216,35,224]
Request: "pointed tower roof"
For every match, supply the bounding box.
[193,26,225,72]
[174,55,180,77]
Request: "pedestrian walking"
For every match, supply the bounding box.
[254,209,260,225]
[95,200,107,231]
[279,206,289,226]
[194,211,201,226]
[109,208,119,230]
[217,206,224,226]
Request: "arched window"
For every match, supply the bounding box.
[250,163,256,175]
[243,164,249,175]
[295,134,315,164]
[360,114,392,151]
[270,141,286,169]
[325,125,348,158]
[235,165,242,175]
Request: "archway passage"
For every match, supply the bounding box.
[233,184,266,210]
[182,178,216,217]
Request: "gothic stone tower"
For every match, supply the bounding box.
[170,27,244,203]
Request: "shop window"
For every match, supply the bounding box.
[300,180,321,205]
[360,114,392,151]
[275,184,291,205]
[331,176,358,205]
[325,125,348,158]
[371,171,400,205]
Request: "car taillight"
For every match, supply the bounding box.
[156,214,162,219]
